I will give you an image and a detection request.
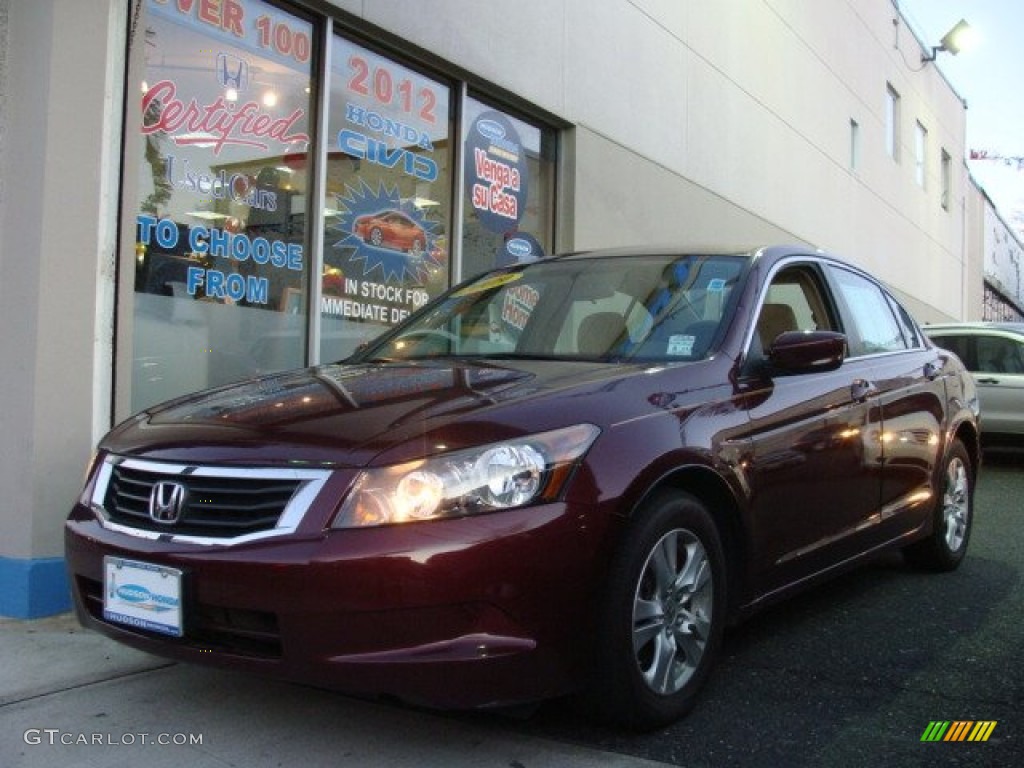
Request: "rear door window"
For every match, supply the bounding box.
[977,335,1024,374]
[829,267,908,356]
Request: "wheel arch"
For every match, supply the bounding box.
[951,419,981,484]
[627,465,749,620]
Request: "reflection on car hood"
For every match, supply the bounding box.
[101,359,656,467]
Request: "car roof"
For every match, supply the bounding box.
[923,321,1024,337]
[544,244,820,263]
[538,245,907,294]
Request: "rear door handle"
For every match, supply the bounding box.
[851,379,879,402]
[976,377,999,385]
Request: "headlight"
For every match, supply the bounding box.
[333,423,600,528]
[77,450,105,506]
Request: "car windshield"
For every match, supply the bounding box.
[354,253,749,363]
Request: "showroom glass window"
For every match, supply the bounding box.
[460,95,557,280]
[318,35,452,363]
[124,0,315,413]
[118,3,560,416]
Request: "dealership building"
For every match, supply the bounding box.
[0,0,1016,617]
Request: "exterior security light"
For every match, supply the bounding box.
[922,19,974,62]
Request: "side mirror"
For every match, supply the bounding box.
[769,331,846,373]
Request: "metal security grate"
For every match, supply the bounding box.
[104,464,302,538]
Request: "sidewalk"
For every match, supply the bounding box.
[1,613,663,768]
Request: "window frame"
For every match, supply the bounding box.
[914,120,928,188]
[940,148,952,210]
[849,118,860,171]
[885,83,901,162]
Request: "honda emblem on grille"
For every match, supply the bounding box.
[149,481,187,525]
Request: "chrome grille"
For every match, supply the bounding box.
[95,458,330,542]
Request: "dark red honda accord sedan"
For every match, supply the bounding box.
[66,245,980,729]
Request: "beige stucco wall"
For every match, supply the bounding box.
[0,0,123,572]
[350,0,970,318]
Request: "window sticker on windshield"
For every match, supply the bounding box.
[453,272,522,297]
[667,334,695,356]
[707,278,727,293]
[501,284,540,331]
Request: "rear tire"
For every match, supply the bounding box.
[904,439,973,572]
[589,489,726,730]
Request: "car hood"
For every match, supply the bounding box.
[101,359,670,467]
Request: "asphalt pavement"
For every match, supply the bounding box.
[512,452,1024,767]
[2,454,1022,768]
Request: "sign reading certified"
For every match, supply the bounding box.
[465,112,528,234]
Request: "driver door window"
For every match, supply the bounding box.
[750,265,836,364]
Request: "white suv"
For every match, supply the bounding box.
[924,322,1024,448]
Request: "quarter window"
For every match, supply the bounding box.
[887,294,922,348]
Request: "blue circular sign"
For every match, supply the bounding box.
[464,111,528,234]
[497,231,545,266]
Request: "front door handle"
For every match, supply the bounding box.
[976,377,1000,385]
[851,379,878,402]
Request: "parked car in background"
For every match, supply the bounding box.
[353,209,427,253]
[66,245,980,730]
[923,322,1024,450]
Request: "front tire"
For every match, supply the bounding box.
[590,489,727,730]
[904,439,973,571]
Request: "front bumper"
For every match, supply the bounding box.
[65,497,607,709]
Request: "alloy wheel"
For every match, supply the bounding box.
[632,528,713,695]
[942,456,970,552]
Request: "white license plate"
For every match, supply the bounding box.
[103,557,183,637]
